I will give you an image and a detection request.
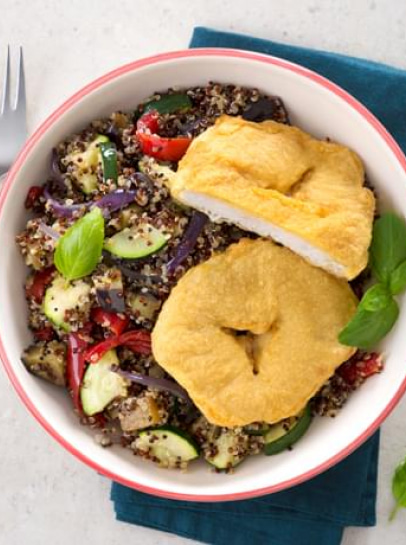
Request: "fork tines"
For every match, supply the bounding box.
[1,45,26,115]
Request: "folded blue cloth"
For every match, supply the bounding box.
[111,433,379,545]
[110,25,406,544]
[191,27,406,151]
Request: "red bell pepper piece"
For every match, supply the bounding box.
[34,326,55,342]
[79,321,94,338]
[85,329,151,363]
[25,186,43,209]
[66,331,88,413]
[337,352,383,386]
[137,132,192,162]
[25,266,55,304]
[118,330,151,354]
[136,110,192,162]
[90,307,129,336]
[136,110,160,133]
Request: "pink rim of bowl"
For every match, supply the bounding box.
[1,48,406,502]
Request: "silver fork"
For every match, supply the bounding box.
[0,46,27,182]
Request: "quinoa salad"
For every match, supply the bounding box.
[17,83,383,472]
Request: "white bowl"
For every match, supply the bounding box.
[1,49,406,501]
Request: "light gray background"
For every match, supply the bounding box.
[1,1,406,543]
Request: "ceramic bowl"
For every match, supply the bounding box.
[1,49,406,501]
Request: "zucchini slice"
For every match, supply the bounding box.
[104,223,170,259]
[43,276,91,331]
[62,134,109,194]
[264,405,312,456]
[127,292,161,321]
[99,141,118,182]
[205,430,247,470]
[134,426,199,466]
[244,423,270,436]
[143,93,192,115]
[80,349,128,416]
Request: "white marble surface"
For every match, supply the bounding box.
[1,0,406,543]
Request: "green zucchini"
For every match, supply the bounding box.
[104,223,170,259]
[43,276,91,331]
[205,430,247,470]
[143,93,192,114]
[99,141,118,182]
[62,134,109,194]
[127,292,161,321]
[264,405,312,456]
[244,423,270,436]
[80,349,128,416]
[134,426,199,465]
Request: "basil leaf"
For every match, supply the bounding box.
[370,213,406,283]
[338,298,399,349]
[360,283,392,312]
[389,456,406,521]
[54,207,104,280]
[389,259,406,295]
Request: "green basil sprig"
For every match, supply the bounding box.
[389,260,406,295]
[54,207,104,280]
[370,213,406,283]
[390,455,406,521]
[339,212,406,349]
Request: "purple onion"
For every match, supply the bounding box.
[43,186,87,217]
[38,222,61,240]
[167,211,208,275]
[94,190,136,212]
[134,171,154,186]
[44,187,137,218]
[115,369,191,402]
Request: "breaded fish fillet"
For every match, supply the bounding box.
[152,239,357,427]
[169,116,375,280]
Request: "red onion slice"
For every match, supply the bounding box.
[44,187,137,218]
[38,222,61,240]
[167,211,208,275]
[115,368,191,402]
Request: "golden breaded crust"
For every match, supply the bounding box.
[152,239,357,427]
[170,116,375,280]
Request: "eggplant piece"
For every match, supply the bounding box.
[22,341,66,386]
[118,395,165,432]
[96,288,126,314]
[242,96,290,124]
[93,267,126,313]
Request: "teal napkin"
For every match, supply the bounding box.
[191,27,406,150]
[110,25,406,544]
[111,434,379,544]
